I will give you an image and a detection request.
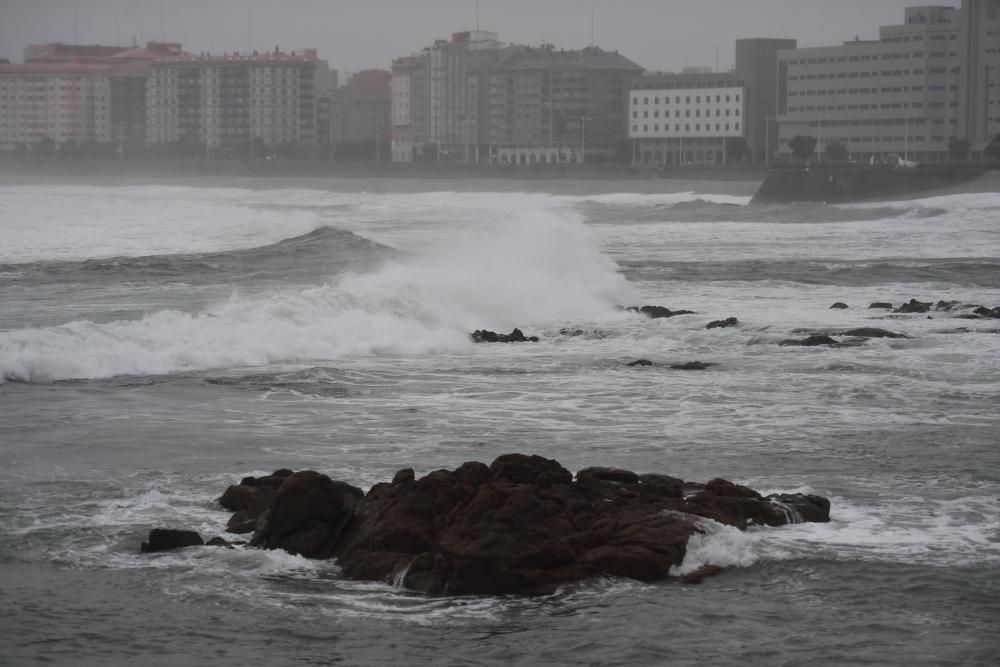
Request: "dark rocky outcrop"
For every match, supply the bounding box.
[173,454,830,595]
[141,528,204,553]
[620,305,695,319]
[973,306,1000,319]
[670,361,716,370]
[471,328,539,343]
[248,470,364,559]
[868,302,894,310]
[894,299,932,314]
[829,302,849,309]
[839,327,909,339]
[706,317,739,329]
[627,359,654,367]
[779,334,840,347]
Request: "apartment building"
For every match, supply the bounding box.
[390,56,420,162]
[486,45,642,165]
[958,0,1000,151]
[389,30,504,162]
[0,42,184,151]
[776,5,975,163]
[334,69,390,159]
[0,62,112,149]
[628,71,745,166]
[145,49,321,153]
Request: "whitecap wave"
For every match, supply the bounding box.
[0,206,636,382]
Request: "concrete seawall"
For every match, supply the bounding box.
[751,165,987,204]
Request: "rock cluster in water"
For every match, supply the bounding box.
[470,328,539,343]
[858,298,1000,318]
[141,454,830,595]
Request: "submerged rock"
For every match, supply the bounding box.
[471,328,539,343]
[670,361,716,370]
[706,317,739,329]
[779,334,840,347]
[829,302,849,309]
[895,299,932,314]
[627,359,654,367]
[141,528,204,553]
[170,454,831,595]
[839,327,909,339]
[973,306,1000,319]
[868,302,893,310]
[620,305,695,319]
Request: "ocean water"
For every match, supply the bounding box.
[1,184,998,666]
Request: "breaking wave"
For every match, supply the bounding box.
[0,209,636,382]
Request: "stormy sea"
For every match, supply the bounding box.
[1,183,998,665]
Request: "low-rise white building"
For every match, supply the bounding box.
[628,72,746,166]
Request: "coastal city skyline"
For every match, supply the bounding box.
[1,0,996,166]
[2,0,931,75]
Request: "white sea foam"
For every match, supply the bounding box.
[670,518,765,576]
[0,204,636,382]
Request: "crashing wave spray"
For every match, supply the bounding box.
[0,207,637,383]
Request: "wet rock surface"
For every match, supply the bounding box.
[471,328,539,343]
[706,317,739,329]
[619,305,696,319]
[144,455,831,595]
[141,528,204,553]
[670,361,716,370]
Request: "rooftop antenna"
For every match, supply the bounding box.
[590,7,595,46]
[160,1,165,42]
[715,45,719,72]
[210,26,215,54]
[74,1,79,43]
[115,12,120,46]
[476,1,480,30]
[247,9,252,54]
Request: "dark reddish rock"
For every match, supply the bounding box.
[706,317,739,329]
[191,455,831,595]
[206,536,243,548]
[638,474,685,499]
[471,328,539,343]
[391,468,415,485]
[868,302,893,310]
[670,361,716,370]
[829,302,849,309]
[627,359,654,367]
[779,334,839,347]
[249,471,364,558]
[767,493,832,524]
[840,327,909,339]
[577,467,641,485]
[489,453,572,487]
[141,528,204,553]
[895,299,931,314]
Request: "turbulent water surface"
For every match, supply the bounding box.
[1,184,998,665]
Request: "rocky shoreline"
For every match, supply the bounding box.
[142,454,829,595]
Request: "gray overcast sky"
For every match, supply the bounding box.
[0,0,953,76]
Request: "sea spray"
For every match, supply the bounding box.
[0,205,635,383]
